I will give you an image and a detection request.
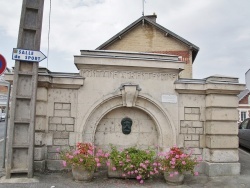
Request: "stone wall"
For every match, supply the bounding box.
[46,89,78,171]
[6,52,244,177]
[176,76,245,176]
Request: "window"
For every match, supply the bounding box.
[241,111,247,121]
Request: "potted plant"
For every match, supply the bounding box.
[158,146,201,185]
[59,142,108,182]
[107,145,158,184]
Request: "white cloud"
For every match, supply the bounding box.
[0,0,249,83]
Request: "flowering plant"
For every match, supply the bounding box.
[158,146,200,177]
[108,145,158,183]
[60,142,109,172]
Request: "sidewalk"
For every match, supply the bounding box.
[0,148,250,187]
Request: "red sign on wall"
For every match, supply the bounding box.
[0,54,7,76]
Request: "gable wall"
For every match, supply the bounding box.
[104,22,192,78]
[239,93,250,105]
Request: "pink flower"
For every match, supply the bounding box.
[130,165,134,168]
[79,158,83,162]
[194,172,199,176]
[131,171,134,174]
[182,161,186,165]
[180,154,186,158]
[97,163,101,167]
[127,171,131,175]
[62,161,67,167]
[170,161,175,165]
[140,180,144,184]
[68,155,73,159]
[73,150,80,155]
[136,175,142,180]
[95,158,100,162]
[56,148,60,152]
[105,153,110,157]
[176,155,179,158]
[106,162,110,166]
[146,150,150,154]
[153,162,157,166]
[87,150,93,155]
[145,160,149,164]
[122,173,126,177]
[135,170,138,174]
[169,173,174,177]
[150,171,154,175]
[112,167,116,171]
[174,171,179,175]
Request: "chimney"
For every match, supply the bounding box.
[145,13,157,22]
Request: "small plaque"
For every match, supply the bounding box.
[161,94,177,103]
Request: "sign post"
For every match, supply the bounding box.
[12,48,46,62]
[6,0,45,179]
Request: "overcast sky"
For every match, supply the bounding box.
[0,0,249,83]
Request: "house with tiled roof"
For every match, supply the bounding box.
[96,14,199,78]
[238,69,250,122]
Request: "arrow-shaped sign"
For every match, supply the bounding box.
[12,48,47,62]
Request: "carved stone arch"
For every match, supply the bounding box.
[81,93,176,149]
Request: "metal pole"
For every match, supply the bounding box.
[1,81,11,168]
[142,0,144,16]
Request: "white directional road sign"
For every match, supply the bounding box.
[12,48,47,62]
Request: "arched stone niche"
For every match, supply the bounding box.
[94,107,158,150]
[81,94,176,151]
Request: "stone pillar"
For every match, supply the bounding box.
[175,75,245,176]
[204,94,240,176]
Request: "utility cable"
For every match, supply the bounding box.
[47,0,52,69]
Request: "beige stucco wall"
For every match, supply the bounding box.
[105,23,188,52]
[103,22,192,78]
